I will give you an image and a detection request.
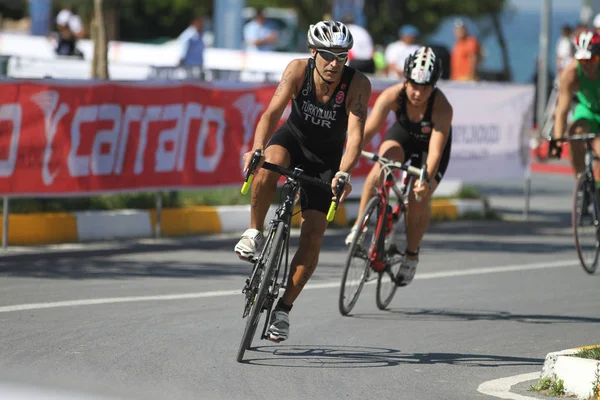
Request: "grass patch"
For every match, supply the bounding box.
[529,375,566,397]
[574,346,600,361]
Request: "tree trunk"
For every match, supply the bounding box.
[90,16,98,78]
[92,0,109,79]
[491,11,512,81]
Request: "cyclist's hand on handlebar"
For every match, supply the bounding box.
[331,176,352,203]
[243,149,265,173]
[413,177,432,200]
[548,139,563,159]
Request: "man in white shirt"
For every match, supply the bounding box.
[55,4,84,58]
[178,15,205,67]
[342,15,375,74]
[243,7,279,52]
[555,24,573,77]
[384,25,420,79]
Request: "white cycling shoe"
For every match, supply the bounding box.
[344,225,367,246]
[234,228,264,262]
[266,310,290,342]
[395,257,418,287]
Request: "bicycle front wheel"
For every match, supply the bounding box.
[237,222,286,362]
[376,207,406,310]
[572,174,600,274]
[339,196,381,316]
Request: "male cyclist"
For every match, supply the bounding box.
[345,46,453,286]
[552,30,600,185]
[234,20,371,342]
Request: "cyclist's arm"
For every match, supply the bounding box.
[363,83,402,144]
[426,92,453,181]
[251,59,304,151]
[554,62,578,140]
[339,72,372,175]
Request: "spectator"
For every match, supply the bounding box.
[243,7,279,52]
[593,13,600,34]
[342,15,375,74]
[450,19,481,81]
[178,14,205,67]
[55,4,84,58]
[555,25,573,77]
[384,25,420,79]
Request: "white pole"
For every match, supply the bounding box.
[524,168,532,221]
[2,197,8,249]
[155,191,162,239]
[536,0,551,130]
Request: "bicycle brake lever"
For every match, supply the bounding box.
[241,150,262,194]
[327,177,346,222]
[415,163,428,202]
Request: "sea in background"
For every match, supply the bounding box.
[423,8,581,83]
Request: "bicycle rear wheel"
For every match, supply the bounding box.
[237,222,285,362]
[339,196,381,316]
[376,206,406,310]
[572,174,600,274]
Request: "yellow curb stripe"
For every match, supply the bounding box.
[571,345,600,350]
[430,199,459,220]
[0,213,78,245]
[149,207,221,236]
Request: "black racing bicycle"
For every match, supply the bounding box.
[339,150,427,315]
[236,150,346,362]
[555,133,600,274]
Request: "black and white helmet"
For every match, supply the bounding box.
[404,46,442,86]
[307,20,354,50]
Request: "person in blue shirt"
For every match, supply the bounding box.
[243,7,279,51]
[178,14,205,67]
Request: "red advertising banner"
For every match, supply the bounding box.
[0,81,391,196]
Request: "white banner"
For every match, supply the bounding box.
[438,81,535,182]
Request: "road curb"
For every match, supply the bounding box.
[0,198,486,246]
[541,345,600,399]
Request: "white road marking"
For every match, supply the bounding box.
[0,259,577,314]
[477,372,541,399]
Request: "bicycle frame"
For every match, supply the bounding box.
[369,168,415,272]
[242,176,299,323]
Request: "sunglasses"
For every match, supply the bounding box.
[317,49,349,63]
[580,55,600,64]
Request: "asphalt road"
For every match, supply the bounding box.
[1,173,598,400]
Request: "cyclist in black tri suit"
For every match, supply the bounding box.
[346,46,453,287]
[234,20,372,342]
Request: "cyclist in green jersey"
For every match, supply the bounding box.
[552,30,600,182]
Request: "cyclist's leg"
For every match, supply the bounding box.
[568,105,595,177]
[588,113,600,183]
[281,210,328,307]
[399,134,452,285]
[235,127,296,260]
[267,165,331,341]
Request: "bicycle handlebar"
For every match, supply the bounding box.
[361,150,429,201]
[554,133,600,143]
[241,150,346,222]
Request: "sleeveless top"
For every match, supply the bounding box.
[395,87,438,144]
[286,58,356,155]
[577,63,600,113]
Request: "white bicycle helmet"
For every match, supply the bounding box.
[574,30,600,60]
[307,20,354,50]
[404,46,442,85]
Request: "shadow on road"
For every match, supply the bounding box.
[346,307,600,325]
[241,345,543,368]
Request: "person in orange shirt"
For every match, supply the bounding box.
[450,19,481,81]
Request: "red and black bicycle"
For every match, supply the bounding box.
[339,150,428,315]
